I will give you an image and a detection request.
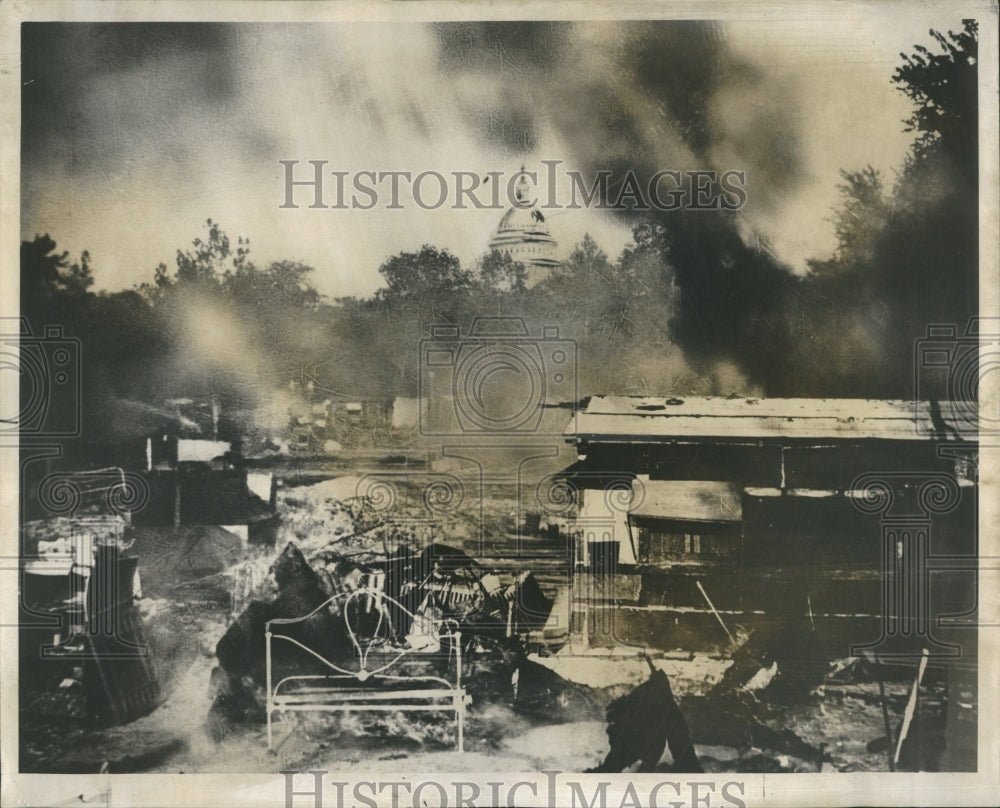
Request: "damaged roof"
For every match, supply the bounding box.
[569,396,975,443]
[630,480,743,522]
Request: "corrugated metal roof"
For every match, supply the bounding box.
[569,396,974,443]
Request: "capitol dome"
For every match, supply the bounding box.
[488,171,560,287]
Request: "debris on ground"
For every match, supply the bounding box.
[588,657,703,773]
[675,616,834,771]
[19,475,971,774]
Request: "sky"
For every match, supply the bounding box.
[20,13,970,301]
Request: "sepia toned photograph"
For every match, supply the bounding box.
[1,2,997,807]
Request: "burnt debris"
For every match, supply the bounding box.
[589,657,703,773]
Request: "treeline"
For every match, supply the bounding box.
[19,22,978,438]
[777,20,979,396]
[20,217,697,430]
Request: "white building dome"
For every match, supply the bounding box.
[487,171,560,286]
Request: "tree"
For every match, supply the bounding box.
[139,219,251,302]
[478,249,527,294]
[807,166,892,275]
[791,22,980,397]
[893,19,978,178]
[258,260,324,310]
[554,233,612,281]
[174,218,234,286]
[375,245,472,307]
[21,234,94,310]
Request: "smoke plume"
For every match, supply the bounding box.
[432,20,978,397]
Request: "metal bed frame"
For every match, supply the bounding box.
[264,587,468,751]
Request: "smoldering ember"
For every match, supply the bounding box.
[14,17,985,782]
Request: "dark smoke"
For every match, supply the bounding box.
[432,21,807,392]
[21,24,238,174]
[432,20,977,398]
[434,22,568,152]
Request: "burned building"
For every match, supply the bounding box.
[18,416,277,731]
[557,396,978,658]
[136,433,275,543]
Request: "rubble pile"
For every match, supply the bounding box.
[210,542,345,735]
[24,472,958,773]
[207,476,569,748]
[223,479,555,643]
[675,618,831,771]
[221,483,377,617]
[130,525,245,602]
[210,538,568,721]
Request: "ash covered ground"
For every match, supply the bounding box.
[19,473,971,774]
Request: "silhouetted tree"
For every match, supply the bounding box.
[375,245,472,310]
[478,249,527,294]
[894,19,978,181]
